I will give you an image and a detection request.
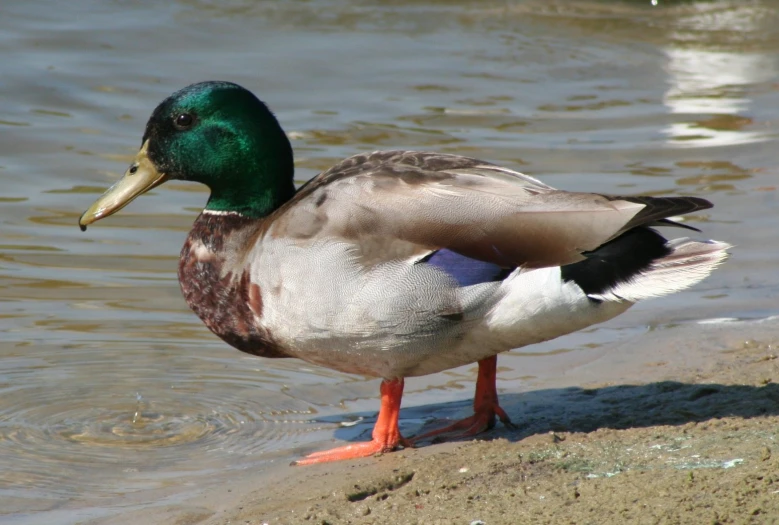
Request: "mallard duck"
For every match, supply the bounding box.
[79,81,729,465]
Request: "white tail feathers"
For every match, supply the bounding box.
[590,238,731,302]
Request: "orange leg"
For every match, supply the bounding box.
[411,356,516,444]
[293,378,412,466]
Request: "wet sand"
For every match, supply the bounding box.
[87,316,779,525]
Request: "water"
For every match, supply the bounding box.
[1,0,778,522]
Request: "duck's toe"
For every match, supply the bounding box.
[411,404,516,445]
[292,435,413,466]
[293,378,411,466]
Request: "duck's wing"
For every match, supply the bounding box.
[270,151,712,269]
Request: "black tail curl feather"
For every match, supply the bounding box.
[561,227,672,296]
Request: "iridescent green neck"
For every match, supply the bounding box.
[196,99,297,217]
[204,159,296,218]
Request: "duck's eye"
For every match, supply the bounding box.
[174,113,194,130]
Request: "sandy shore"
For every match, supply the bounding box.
[92,317,779,525]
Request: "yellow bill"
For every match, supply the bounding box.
[78,140,167,231]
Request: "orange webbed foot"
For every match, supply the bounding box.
[293,378,411,466]
[410,401,515,444]
[411,355,517,444]
[292,434,413,466]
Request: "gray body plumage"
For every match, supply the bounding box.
[188,151,729,379]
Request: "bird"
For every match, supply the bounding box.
[79,81,729,466]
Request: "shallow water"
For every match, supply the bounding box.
[1,0,778,522]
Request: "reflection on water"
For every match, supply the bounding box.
[1,0,778,523]
[663,53,777,146]
[658,2,779,146]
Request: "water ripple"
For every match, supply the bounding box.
[0,342,325,503]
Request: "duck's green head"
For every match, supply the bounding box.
[79,81,295,230]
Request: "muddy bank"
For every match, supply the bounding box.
[132,318,779,525]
